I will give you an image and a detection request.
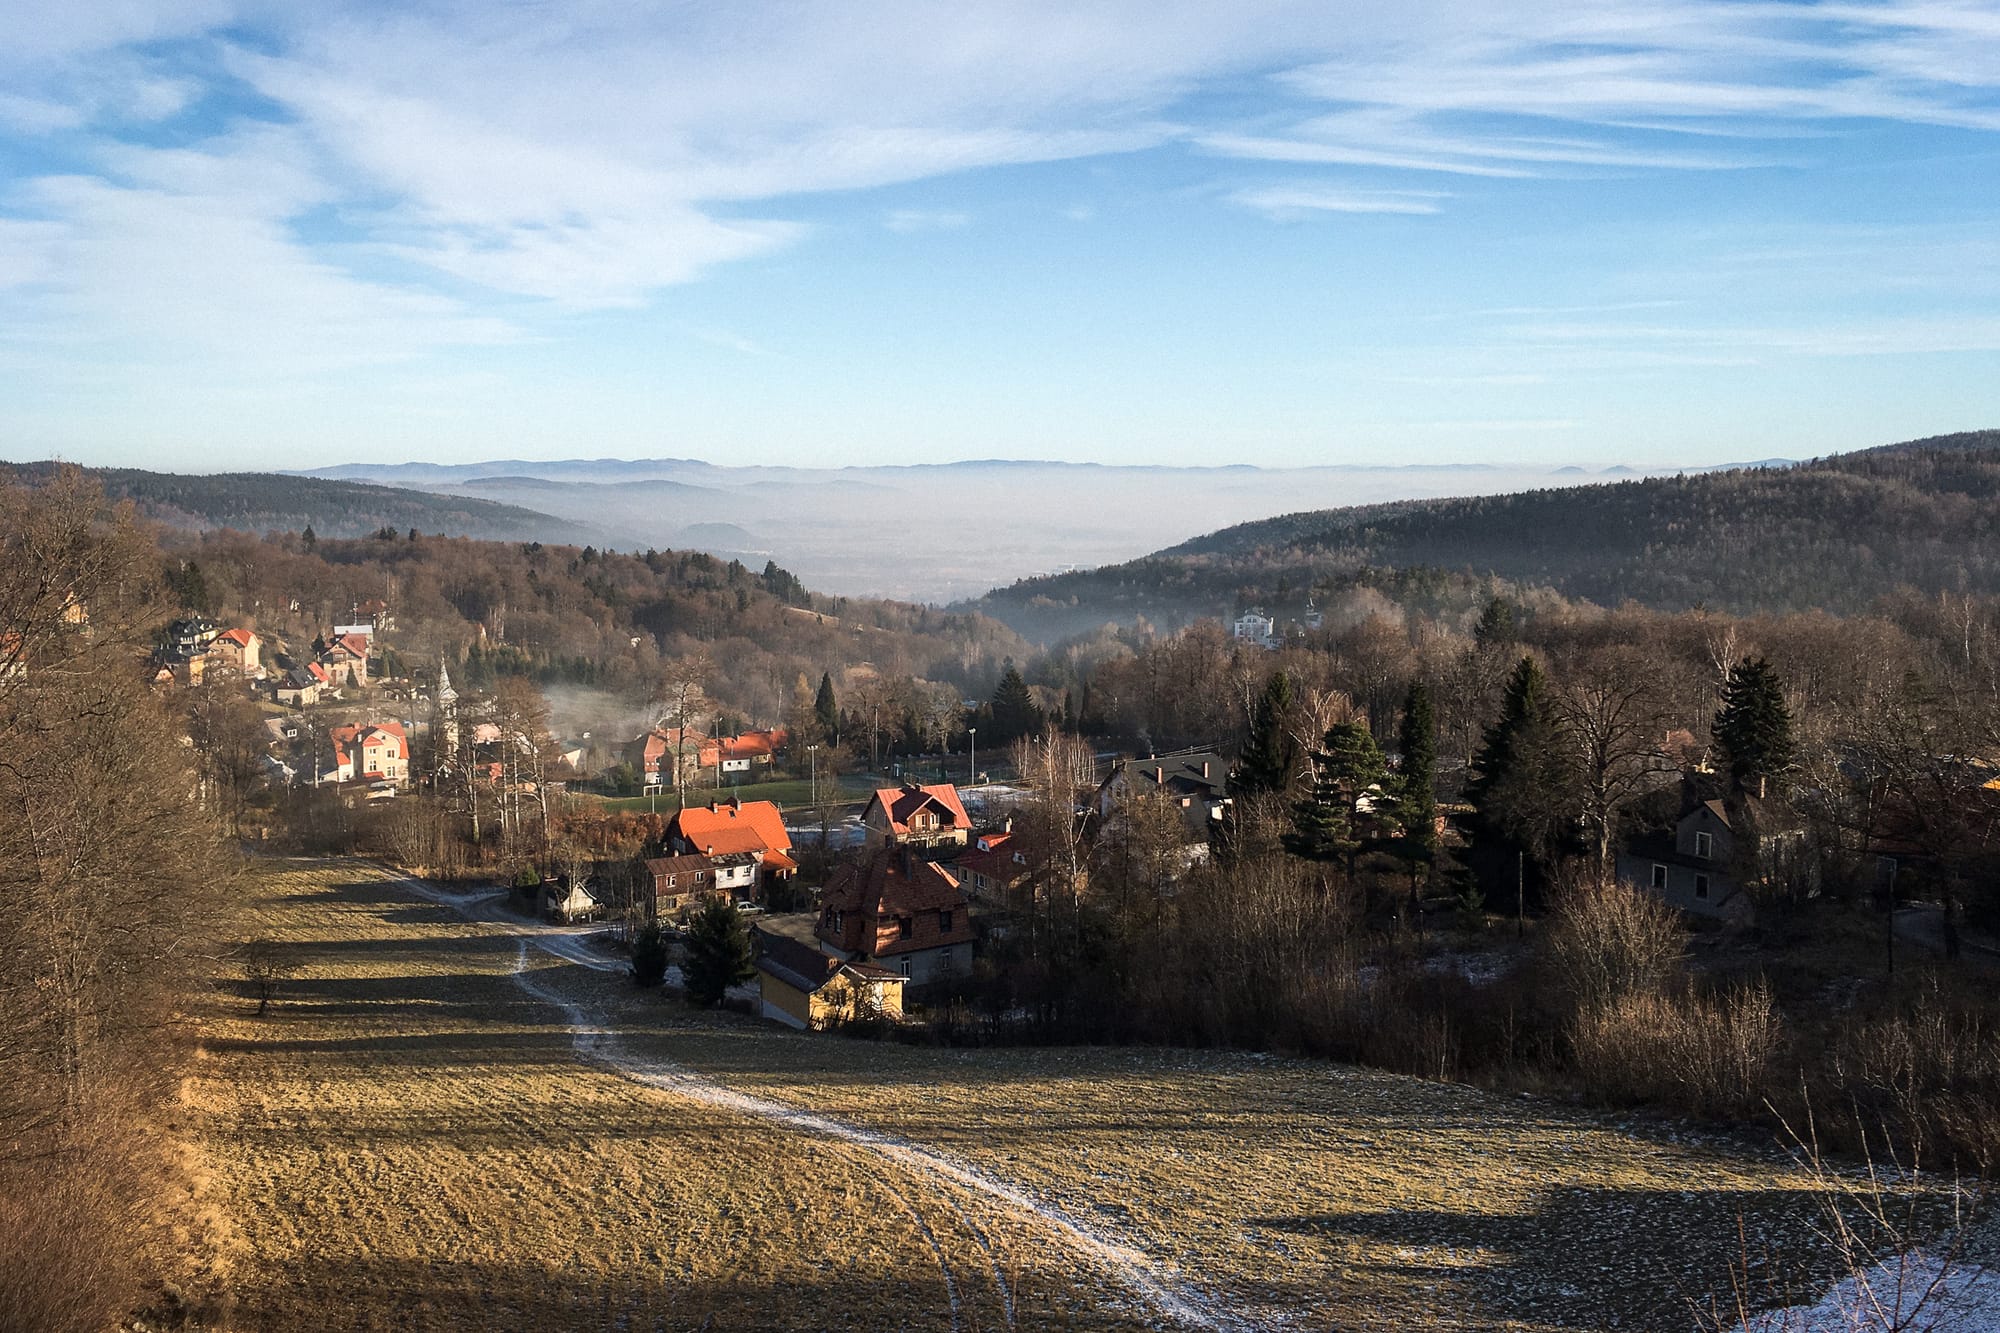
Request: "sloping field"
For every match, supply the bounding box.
[191,861,1909,1331]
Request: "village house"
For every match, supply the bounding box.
[540,876,603,924]
[753,930,906,1031]
[273,665,322,708]
[863,781,973,852]
[954,827,1034,906]
[1231,609,1276,648]
[323,721,410,786]
[1095,750,1231,840]
[352,598,394,632]
[664,798,797,900]
[631,726,787,786]
[1616,797,1755,922]
[817,848,975,983]
[643,850,756,918]
[317,632,371,689]
[205,627,262,676]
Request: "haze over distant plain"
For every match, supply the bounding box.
[298,456,1720,603]
[2,4,1997,472]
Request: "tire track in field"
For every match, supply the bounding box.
[389,872,1242,1330]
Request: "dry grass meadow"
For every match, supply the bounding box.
[186,860,1926,1332]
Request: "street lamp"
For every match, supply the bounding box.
[807,743,821,846]
[967,727,977,788]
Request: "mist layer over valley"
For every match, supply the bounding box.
[297,457,1720,604]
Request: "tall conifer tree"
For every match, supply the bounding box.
[1714,657,1794,792]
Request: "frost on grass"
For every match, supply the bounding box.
[1741,1253,2000,1332]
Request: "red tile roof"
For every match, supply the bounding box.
[215,627,256,647]
[328,721,408,777]
[869,782,971,835]
[671,798,793,859]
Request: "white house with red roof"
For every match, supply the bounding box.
[664,798,797,900]
[323,721,409,786]
[863,781,973,852]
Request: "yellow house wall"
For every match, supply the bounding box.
[760,974,814,1029]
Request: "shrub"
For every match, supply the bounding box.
[1542,874,1687,1011]
[629,922,668,987]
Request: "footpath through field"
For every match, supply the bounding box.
[392,868,1250,1331]
[197,859,1940,1333]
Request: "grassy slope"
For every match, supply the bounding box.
[193,862,1917,1332]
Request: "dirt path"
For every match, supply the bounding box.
[392,870,1254,1332]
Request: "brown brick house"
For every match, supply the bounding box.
[817,848,974,983]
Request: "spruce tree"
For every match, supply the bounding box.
[814,671,839,742]
[1285,721,1386,869]
[989,660,1042,745]
[1235,670,1297,796]
[1473,595,1516,647]
[1397,681,1439,866]
[1714,656,1794,792]
[682,900,755,1007]
[1464,656,1574,880]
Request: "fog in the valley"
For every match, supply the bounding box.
[304,457,1753,604]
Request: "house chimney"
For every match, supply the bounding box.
[1201,761,1210,779]
[1155,766,1165,784]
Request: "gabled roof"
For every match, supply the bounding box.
[328,722,408,772]
[956,834,1032,884]
[671,798,793,857]
[821,850,966,917]
[215,627,257,648]
[868,782,971,834]
[1107,751,1227,799]
[717,728,787,761]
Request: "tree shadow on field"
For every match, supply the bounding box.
[1248,1183,1939,1332]
[234,1251,1129,1333]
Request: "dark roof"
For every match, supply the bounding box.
[1110,751,1227,799]
[754,931,841,994]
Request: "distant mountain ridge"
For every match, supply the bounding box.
[0,460,613,546]
[290,454,1747,603]
[963,430,2000,640]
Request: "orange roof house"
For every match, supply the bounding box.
[666,798,797,893]
[863,781,972,851]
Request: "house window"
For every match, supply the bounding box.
[1651,863,1667,890]
[1694,831,1713,859]
[939,909,953,931]
[898,957,911,978]
[1694,874,1711,901]
[897,916,913,940]
[940,948,954,970]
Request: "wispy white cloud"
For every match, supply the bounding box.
[1229,184,1446,218]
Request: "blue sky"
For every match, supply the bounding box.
[2,1,1998,470]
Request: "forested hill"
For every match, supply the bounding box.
[0,460,608,545]
[967,430,2000,640]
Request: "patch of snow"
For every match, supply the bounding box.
[1740,1252,2000,1332]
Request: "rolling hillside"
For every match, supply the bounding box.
[967,430,2000,640]
[0,460,610,545]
